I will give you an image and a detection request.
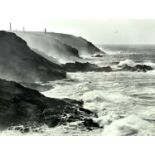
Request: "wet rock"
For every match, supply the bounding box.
[62,61,112,72]
[122,64,153,72]
[0,78,98,129]
[92,53,104,57]
[8,125,31,133]
[83,119,101,130]
[95,66,112,72]
[63,98,84,107]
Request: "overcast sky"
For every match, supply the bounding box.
[48,19,155,44]
[0,0,155,44]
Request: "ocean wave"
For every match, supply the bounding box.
[118,59,135,67]
[82,90,133,118]
[82,90,131,105]
[102,115,155,136]
[139,108,155,121]
[0,121,101,136]
[118,59,155,69]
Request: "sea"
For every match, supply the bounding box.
[1,44,155,136]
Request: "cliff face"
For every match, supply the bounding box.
[0,31,66,83]
[0,78,98,129]
[48,32,104,56]
[15,32,80,63]
[15,31,103,62]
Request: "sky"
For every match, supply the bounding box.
[47,19,155,44]
[0,0,155,44]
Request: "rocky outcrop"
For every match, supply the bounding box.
[92,53,104,57]
[62,62,112,72]
[0,31,66,83]
[0,78,99,129]
[122,64,153,72]
[49,32,104,56]
[15,32,80,63]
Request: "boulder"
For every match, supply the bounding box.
[83,118,101,130]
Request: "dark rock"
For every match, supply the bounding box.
[16,126,30,133]
[62,61,112,72]
[122,64,153,72]
[23,127,30,133]
[111,61,119,65]
[0,78,98,129]
[8,125,30,133]
[79,107,96,115]
[63,98,84,107]
[0,31,66,83]
[83,119,100,130]
[95,66,112,72]
[92,53,104,57]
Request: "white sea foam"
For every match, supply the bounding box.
[102,115,155,136]
[118,59,155,70]
[82,90,132,107]
[139,108,155,121]
[118,59,135,67]
[5,44,155,136]
[41,66,155,136]
[0,122,102,136]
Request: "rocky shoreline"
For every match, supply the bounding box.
[62,62,112,72]
[0,31,154,134]
[0,78,100,130]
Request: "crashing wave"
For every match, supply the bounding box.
[117,59,154,72]
[118,59,135,67]
[102,115,155,136]
[118,59,155,68]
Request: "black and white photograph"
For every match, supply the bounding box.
[0,0,155,139]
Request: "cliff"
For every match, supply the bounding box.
[15,31,80,63]
[0,31,66,83]
[15,31,104,62]
[49,32,104,56]
[0,78,99,129]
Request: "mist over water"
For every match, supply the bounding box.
[2,44,155,136]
